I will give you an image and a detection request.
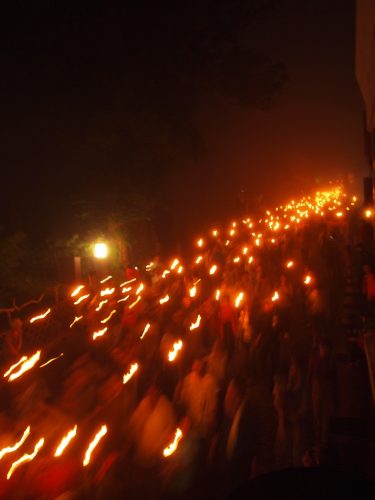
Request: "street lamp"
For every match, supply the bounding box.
[93,242,108,259]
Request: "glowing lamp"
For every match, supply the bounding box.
[93,243,108,259]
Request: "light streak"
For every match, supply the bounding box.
[189,314,201,331]
[7,350,41,382]
[69,316,83,327]
[235,292,244,308]
[140,323,151,339]
[100,276,113,284]
[83,425,107,467]
[123,363,139,384]
[212,229,219,237]
[117,295,130,303]
[100,288,115,297]
[54,425,77,457]
[304,274,312,285]
[170,259,179,270]
[163,428,183,457]
[7,437,44,480]
[271,291,279,302]
[286,260,294,269]
[209,264,217,275]
[160,294,170,304]
[30,308,51,324]
[95,300,108,312]
[129,296,141,309]
[39,353,64,368]
[92,327,108,340]
[0,426,30,460]
[100,310,117,324]
[3,356,27,378]
[168,340,183,362]
[135,283,144,295]
[162,270,171,278]
[215,289,221,301]
[177,266,184,274]
[74,294,90,305]
[122,287,132,293]
[189,286,197,298]
[71,285,85,297]
[195,256,203,264]
[197,238,204,247]
[233,256,240,263]
[120,278,136,287]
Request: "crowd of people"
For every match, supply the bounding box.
[0,188,373,499]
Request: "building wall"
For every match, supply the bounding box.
[356,0,375,132]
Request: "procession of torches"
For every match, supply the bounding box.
[0,185,359,480]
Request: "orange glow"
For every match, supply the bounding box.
[215,289,221,301]
[100,275,113,284]
[189,314,201,331]
[0,426,30,461]
[83,425,108,467]
[168,340,183,362]
[74,294,90,305]
[195,256,203,264]
[128,296,141,309]
[286,260,294,269]
[160,294,170,305]
[100,310,117,324]
[189,285,197,298]
[163,428,183,457]
[233,256,240,263]
[39,353,64,368]
[212,229,219,237]
[140,323,151,339]
[123,363,139,384]
[7,437,44,480]
[7,350,41,382]
[335,212,343,218]
[229,229,236,237]
[71,285,85,297]
[235,292,244,308]
[69,316,83,328]
[304,274,312,285]
[209,264,217,275]
[271,291,279,302]
[170,259,179,270]
[364,209,373,219]
[135,283,144,295]
[92,327,108,340]
[30,308,51,324]
[100,288,115,297]
[95,300,108,312]
[54,425,77,457]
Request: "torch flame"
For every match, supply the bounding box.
[7,350,41,382]
[209,265,217,275]
[168,340,183,362]
[7,437,44,480]
[83,425,107,467]
[92,327,108,340]
[0,426,30,461]
[189,314,201,331]
[74,294,90,305]
[71,285,85,297]
[160,294,170,305]
[100,310,117,324]
[54,425,77,457]
[140,323,151,339]
[69,316,83,328]
[235,292,244,308]
[30,308,51,324]
[163,428,183,457]
[123,363,139,384]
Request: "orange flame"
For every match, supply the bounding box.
[163,428,183,457]
[69,316,83,328]
[123,363,139,384]
[0,426,30,461]
[189,314,201,331]
[71,285,85,297]
[140,323,151,339]
[160,294,170,305]
[100,276,113,284]
[100,310,117,324]
[74,294,90,305]
[7,437,44,480]
[100,288,115,297]
[83,425,107,467]
[92,327,108,340]
[7,350,41,382]
[209,264,217,275]
[168,340,183,362]
[54,425,77,457]
[235,292,244,308]
[30,308,51,324]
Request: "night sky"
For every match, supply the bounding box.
[1,0,366,245]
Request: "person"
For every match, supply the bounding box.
[5,318,23,358]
